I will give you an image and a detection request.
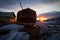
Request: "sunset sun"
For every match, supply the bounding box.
[37,16,48,22]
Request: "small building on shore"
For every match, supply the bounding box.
[0,12,16,25]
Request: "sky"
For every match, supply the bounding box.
[0,0,60,16]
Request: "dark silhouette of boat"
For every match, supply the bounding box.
[17,8,41,40]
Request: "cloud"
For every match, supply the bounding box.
[30,0,60,4]
[0,0,18,8]
[0,0,60,14]
[0,0,60,8]
[40,0,60,3]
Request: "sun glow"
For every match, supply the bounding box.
[37,16,48,22]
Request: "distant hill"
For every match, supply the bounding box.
[38,11,60,18]
[45,17,60,25]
